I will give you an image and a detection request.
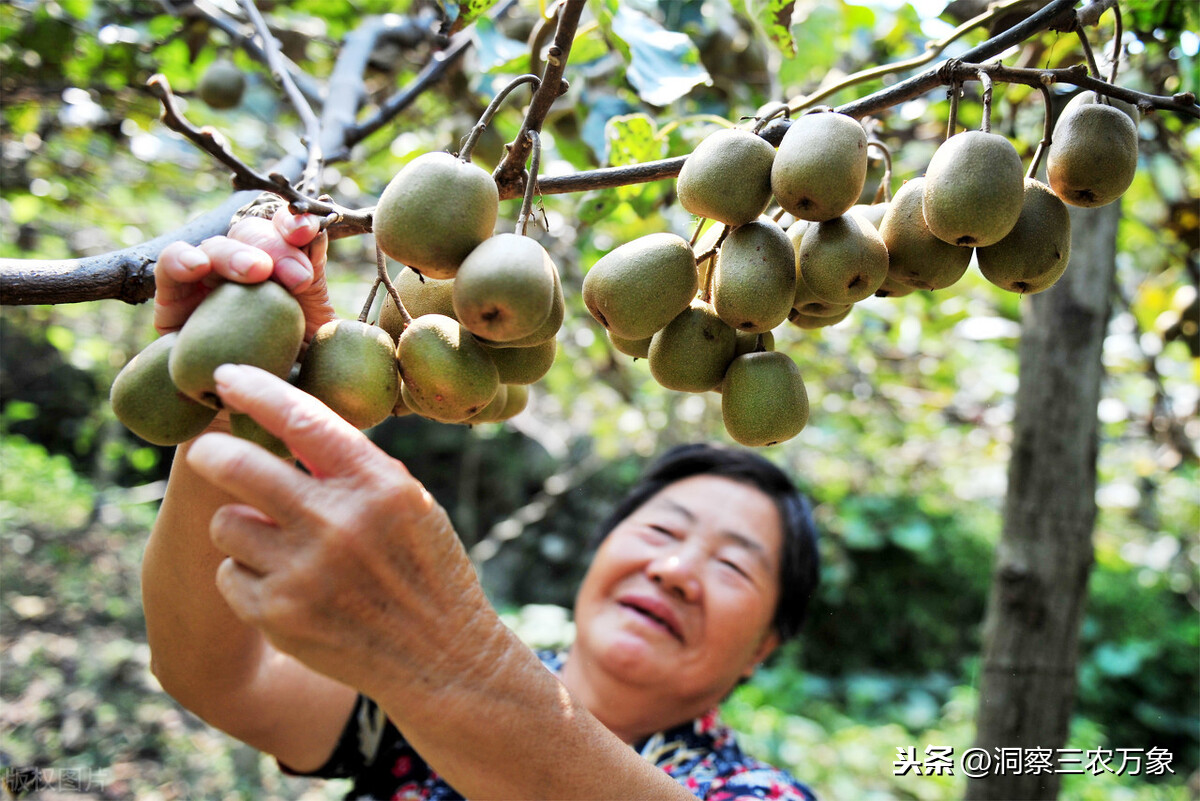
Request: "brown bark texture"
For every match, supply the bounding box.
[966,201,1121,800]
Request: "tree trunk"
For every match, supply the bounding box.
[966,201,1120,800]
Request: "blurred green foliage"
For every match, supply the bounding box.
[2,0,1197,798]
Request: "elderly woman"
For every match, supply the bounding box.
[142,211,821,800]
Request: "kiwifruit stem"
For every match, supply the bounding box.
[689,218,709,248]
[359,278,380,324]
[375,243,411,328]
[867,140,893,203]
[979,70,994,134]
[1108,4,1123,88]
[946,82,960,140]
[698,225,730,303]
[460,74,542,163]
[1075,21,1102,80]
[753,102,789,133]
[516,130,542,236]
[1027,83,1054,179]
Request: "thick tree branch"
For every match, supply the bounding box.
[493,0,586,199]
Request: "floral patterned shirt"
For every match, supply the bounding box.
[286,651,817,801]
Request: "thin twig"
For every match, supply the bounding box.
[359,278,381,323]
[868,141,893,203]
[697,225,730,302]
[147,74,372,232]
[1108,4,1123,87]
[1027,83,1054,179]
[460,74,542,162]
[689,217,709,248]
[376,244,411,328]
[527,1,561,80]
[1075,21,1102,80]
[239,0,324,193]
[516,131,543,235]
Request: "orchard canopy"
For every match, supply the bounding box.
[1,0,1198,799]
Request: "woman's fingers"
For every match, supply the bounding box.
[210,503,286,576]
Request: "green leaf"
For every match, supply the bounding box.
[473,16,529,72]
[442,0,500,35]
[609,5,710,106]
[740,0,798,57]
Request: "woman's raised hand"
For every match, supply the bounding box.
[154,208,335,342]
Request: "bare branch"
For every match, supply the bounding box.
[494,0,586,199]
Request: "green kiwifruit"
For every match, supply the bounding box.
[721,351,809,447]
[110,333,217,445]
[1062,90,1140,128]
[465,384,509,424]
[788,306,851,329]
[648,300,737,392]
[977,178,1072,294]
[610,331,653,359]
[198,59,245,109]
[374,152,499,279]
[396,314,498,423]
[733,329,775,358]
[379,269,456,342]
[295,319,400,430]
[1047,101,1138,208]
[880,177,972,291]
[583,233,698,340]
[874,275,917,298]
[400,382,434,420]
[712,220,797,334]
[453,233,556,343]
[771,111,868,222]
[849,203,889,230]
[229,413,291,459]
[496,384,529,420]
[922,131,1025,247]
[483,262,564,348]
[482,338,556,384]
[797,214,888,304]
[169,281,305,408]
[392,385,415,417]
[788,220,854,315]
[677,128,775,226]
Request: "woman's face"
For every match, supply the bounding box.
[571,474,783,711]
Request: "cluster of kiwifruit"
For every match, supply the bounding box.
[584,95,1139,447]
[111,149,558,453]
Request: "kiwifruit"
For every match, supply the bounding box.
[797,213,888,304]
[483,263,564,348]
[977,178,1072,294]
[295,320,400,430]
[880,177,972,291]
[197,59,245,109]
[849,203,889,229]
[609,331,653,359]
[452,233,556,343]
[713,220,797,333]
[465,384,509,424]
[583,233,698,340]
[771,111,868,222]
[721,351,809,447]
[169,281,305,409]
[396,314,498,423]
[110,333,217,445]
[229,413,291,459]
[923,131,1025,247]
[1062,90,1140,128]
[496,384,529,420]
[788,219,853,315]
[374,152,499,279]
[392,385,415,417]
[734,329,775,358]
[874,275,917,298]
[1047,101,1138,208]
[677,128,775,226]
[788,306,851,329]
[482,338,556,384]
[648,300,737,392]
[379,269,456,342]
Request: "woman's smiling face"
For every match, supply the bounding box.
[570,474,784,712]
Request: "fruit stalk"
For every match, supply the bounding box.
[1107,4,1123,86]
[1027,84,1055,180]
[374,244,412,329]
[946,80,960,141]
[1074,19,1103,81]
[459,74,542,163]
[516,131,543,236]
[867,141,893,203]
[979,70,994,134]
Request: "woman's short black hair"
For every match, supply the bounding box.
[591,443,820,643]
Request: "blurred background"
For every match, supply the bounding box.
[1,0,1196,798]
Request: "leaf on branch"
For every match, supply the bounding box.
[740,0,800,57]
[440,0,502,36]
[609,5,711,107]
